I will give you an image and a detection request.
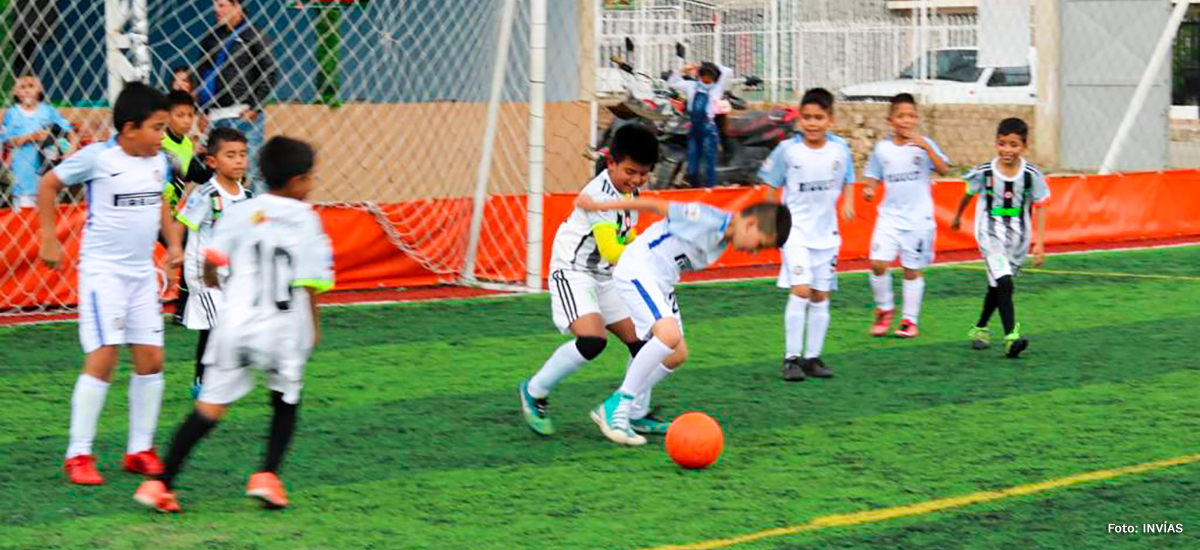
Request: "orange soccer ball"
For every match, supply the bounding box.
[665,412,724,469]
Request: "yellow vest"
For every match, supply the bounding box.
[161,133,195,207]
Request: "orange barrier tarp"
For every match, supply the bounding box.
[4,170,1200,310]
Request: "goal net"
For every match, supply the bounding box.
[0,0,597,316]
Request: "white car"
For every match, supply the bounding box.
[838,47,1036,105]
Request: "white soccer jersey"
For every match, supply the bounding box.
[964,158,1050,257]
[548,170,638,279]
[178,178,253,289]
[614,202,732,285]
[759,134,854,249]
[208,194,334,335]
[864,137,950,230]
[60,144,170,272]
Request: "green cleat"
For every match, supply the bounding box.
[518,380,555,436]
[589,392,646,446]
[1004,324,1029,358]
[630,408,670,435]
[967,326,991,350]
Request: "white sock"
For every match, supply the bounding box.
[127,372,165,454]
[804,299,831,359]
[870,272,895,311]
[528,340,588,399]
[67,374,110,458]
[632,365,672,419]
[785,294,808,358]
[618,337,673,397]
[902,277,925,323]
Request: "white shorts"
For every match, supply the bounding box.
[615,273,682,341]
[549,269,630,334]
[869,223,936,270]
[199,318,312,405]
[183,286,224,331]
[777,239,839,292]
[983,250,1025,287]
[77,268,163,353]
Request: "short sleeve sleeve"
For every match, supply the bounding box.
[53,142,105,186]
[49,106,73,133]
[963,164,988,196]
[924,138,950,168]
[1,108,16,142]
[864,146,883,181]
[758,142,788,188]
[667,202,732,243]
[842,143,856,184]
[583,183,620,228]
[176,188,211,231]
[292,212,335,293]
[1031,168,1051,204]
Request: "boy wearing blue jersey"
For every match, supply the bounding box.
[575,196,791,445]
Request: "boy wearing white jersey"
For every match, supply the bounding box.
[576,197,791,445]
[519,125,672,437]
[37,83,182,485]
[759,88,855,382]
[951,118,1048,358]
[176,127,253,399]
[860,93,951,339]
[136,136,334,513]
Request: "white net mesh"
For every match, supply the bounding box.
[1,0,597,315]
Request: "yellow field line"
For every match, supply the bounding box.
[640,453,1200,550]
[951,264,1200,281]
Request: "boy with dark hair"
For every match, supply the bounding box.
[162,89,211,326]
[520,124,673,437]
[951,117,1048,358]
[859,93,951,339]
[577,195,790,445]
[759,88,855,381]
[136,136,334,513]
[177,126,253,399]
[37,82,182,485]
[668,59,732,188]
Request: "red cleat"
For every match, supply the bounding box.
[870,308,895,337]
[65,455,105,485]
[246,472,289,509]
[895,319,919,338]
[124,448,164,476]
[134,480,181,513]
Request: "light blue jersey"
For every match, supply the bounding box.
[864,137,950,230]
[2,103,73,198]
[614,202,733,285]
[759,134,854,249]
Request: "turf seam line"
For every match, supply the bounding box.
[637,453,1200,550]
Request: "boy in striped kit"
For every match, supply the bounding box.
[951,117,1049,358]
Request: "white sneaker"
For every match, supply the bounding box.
[589,392,646,446]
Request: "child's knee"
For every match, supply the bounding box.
[870,262,889,276]
[808,290,828,303]
[902,268,922,280]
[195,401,227,422]
[83,347,119,382]
[789,285,811,299]
[664,339,689,369]
[652,319,683,349]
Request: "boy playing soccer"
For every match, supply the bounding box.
[176,127,253,398]
[519,124,671,436]
[577,197,791,445]
[860,93,951,338]
[759,88,855,381]
[668,60,732,188]
[951,117,1048,358]
[37,82,182,485]
[135,136,333,513]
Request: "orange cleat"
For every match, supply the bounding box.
[895,320,919,339]
[64,455,105,485]
[870,308,895,337]
[134,480,181,513]
[123,448,164,476]
[246,472,288,509]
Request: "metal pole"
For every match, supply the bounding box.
[769,0,778,103]
[462,0,518,283]
[1099,0,1192,174]
[526,0,546,291]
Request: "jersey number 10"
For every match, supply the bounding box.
[251,242,295,311]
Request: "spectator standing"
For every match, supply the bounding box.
[3,75,76,209]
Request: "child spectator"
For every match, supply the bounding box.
[3,75,76,209]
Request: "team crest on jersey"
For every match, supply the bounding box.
[683,203,702,220]
[913,154,923,165]
[154,169,164,183]
[1004,191,1014,199]
[251,210,268,225]
[792,265,804,276]
[833,160,842,173]
[186,192,202,209]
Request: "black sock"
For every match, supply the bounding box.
[159,410,219,489]
[976,286,998,328]
[194,330,210,382]
[996,276,1016,335]
[263,391,299,474]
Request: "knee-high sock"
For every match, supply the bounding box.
[869,272,895,311]
[66,374,110,458]
[127,372,165,454]
[785,294,808,359]
[803,299,831,359]
[901,277,925,323]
